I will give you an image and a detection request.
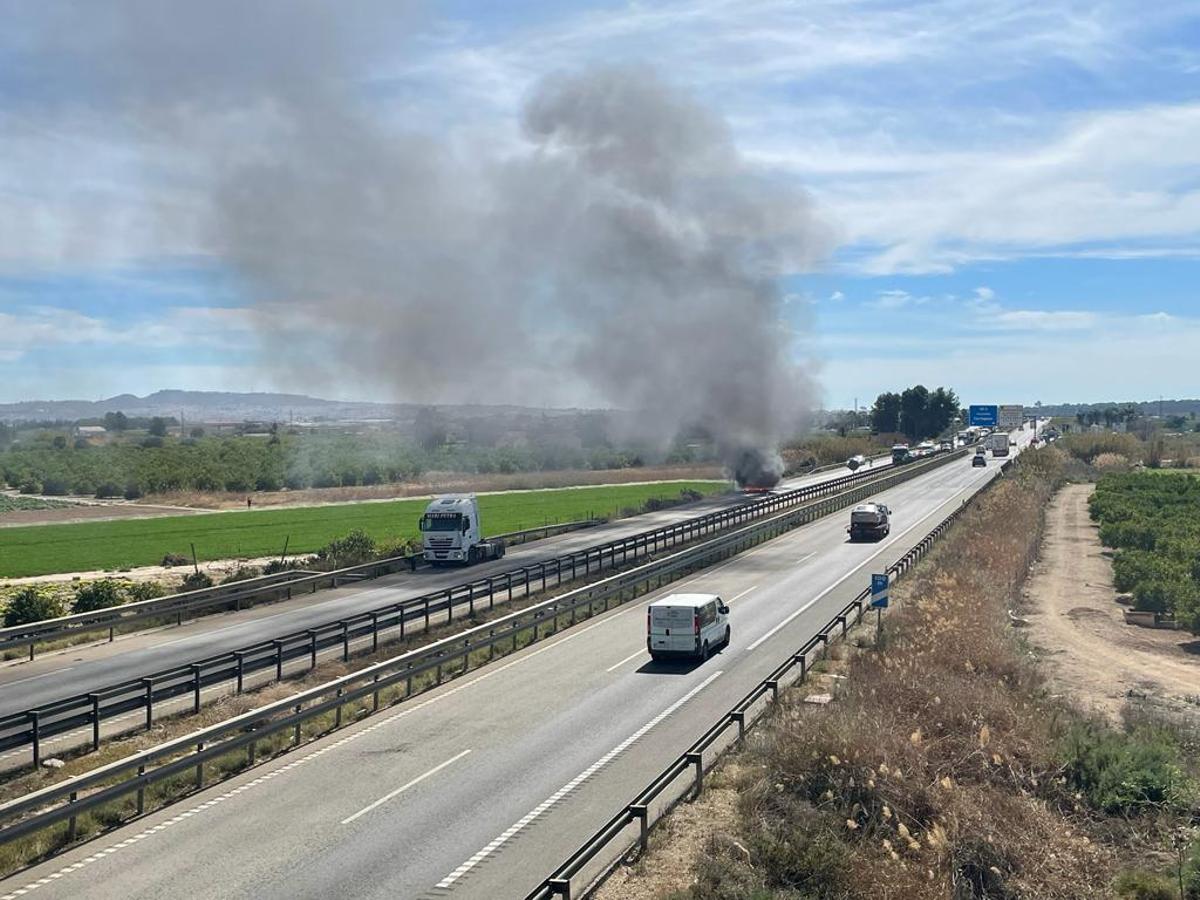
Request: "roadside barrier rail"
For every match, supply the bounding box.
[526,458,1012,900]
[0,453,963,767]
[0,449,967,849]
[0,521,602,658]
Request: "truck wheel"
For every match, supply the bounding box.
[723,626,731,648]
[701,640,710,660]
[467,546,479,565]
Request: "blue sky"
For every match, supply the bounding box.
[1,0,1198,409]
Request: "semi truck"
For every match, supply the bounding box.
[891,444,911,465]
[419,494,506,565]
[848,502,891,541]
[987,432,1010,457]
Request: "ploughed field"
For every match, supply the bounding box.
[0,480,726,578]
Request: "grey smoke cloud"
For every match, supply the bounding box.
[6,2,833,483]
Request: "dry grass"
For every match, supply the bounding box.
[626,448,1196,900]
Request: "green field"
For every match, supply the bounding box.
[0,481,727,578]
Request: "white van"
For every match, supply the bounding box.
[647,593,730,661]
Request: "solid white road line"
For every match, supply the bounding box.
[796,552,816,565]
[340,749,472,825]
[746,478,983,652]
[434,669,724,890]
[727,585,757,604]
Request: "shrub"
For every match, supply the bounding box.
[17,480,42,495]
[315,529,377,567]
[220,566,263,585]
[1093,452,1131,472]
[263,558,309,574]
[1113,869,1177,900]
[126,581,166,603]
[3,587,64,626]
[94,482,123,499]
[1058,722,1191,815]
[161,552,190,567]
[178,571,214,592]
[123,481,144,500]
[71,579,125,614]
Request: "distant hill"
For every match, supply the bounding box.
[0,390,594,424]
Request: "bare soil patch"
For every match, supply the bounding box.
[1023,482,1200,724]
[0,504,200,528]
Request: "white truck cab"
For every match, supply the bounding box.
[647,593,730,661]
[419,494,506,565]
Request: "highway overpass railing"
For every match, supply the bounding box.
[0,453,962,768]
[525,457,1014,900]
[0,450,970,856]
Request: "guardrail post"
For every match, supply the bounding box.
[235,652,245,693]
[273,640,284,681]
[89,693,101,750]
[29,710,40,768]
[631,802,650,851]
[795,652,807,682]
[307,630,318,671]
[548,878,572,899]
[370,612,379,653]
[487,577,495,610]
[766,679,780,701]
[109,625,114,643]
[341,621,350,662]
[194,745,203,790]
[67,791,77,841]
[424,598,431,631]
[467,583,475,616]
[293,705,303,745]
[372,673,380,711]
[540,565,547,592]
[687,750,704,798]
[446,590,454,624]
[139,764,148,812]
[335,688,344,729]
[189,667,201,715]
[143,677,155,728]
[406,663,414,698]
[732,710,746,741]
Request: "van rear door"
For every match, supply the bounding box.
[648,605,698,654]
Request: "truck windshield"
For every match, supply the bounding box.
[420,513,462,532]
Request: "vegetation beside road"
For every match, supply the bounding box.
[604,449,1200,899]
[1090,471,1200,633]
[0,480,725,580]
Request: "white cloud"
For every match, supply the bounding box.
[828,290,844,302]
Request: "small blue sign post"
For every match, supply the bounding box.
[871,573,889,641]
[870,573,890,608]
[968,405,999,428]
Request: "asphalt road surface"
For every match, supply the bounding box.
[0,460,891,718]
[0,435,1038,900]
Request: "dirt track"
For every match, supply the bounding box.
[1023,483,1200,723]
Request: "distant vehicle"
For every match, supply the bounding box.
[914,441,936,458]
[972,450,987,467]
[938,440,953,452]
[647,593,729,661]
[846,454,867,471]
[419,494,507,565]
[848,502,891,541]
[986,433,1010,457]
[1009,438,1018,447]
[891,443,911,465]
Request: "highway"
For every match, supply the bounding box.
[0,461,888,721]
[0,437,1029,900]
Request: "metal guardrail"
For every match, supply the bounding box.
[526,457,1012,900]
[0,521,604,658]
[0,450,967,850]
[0,454,964,768]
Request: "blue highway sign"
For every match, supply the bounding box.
[968,405,999,427]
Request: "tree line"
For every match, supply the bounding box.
[1089,471,1200,632]
[869,385,961,442]
[0,431,704,498]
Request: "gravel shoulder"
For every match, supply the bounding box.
[1023,482,1200,723]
